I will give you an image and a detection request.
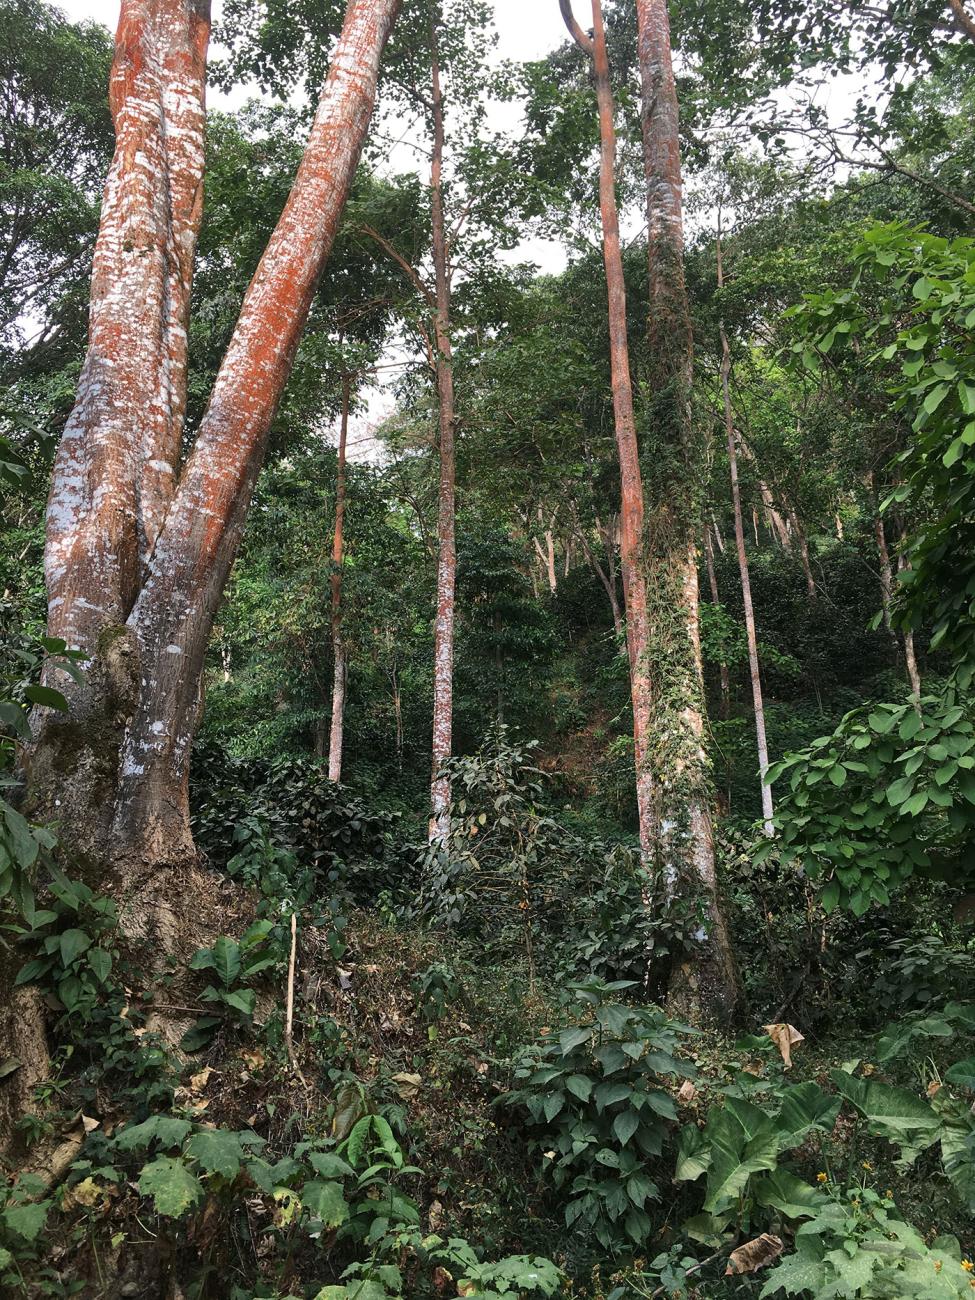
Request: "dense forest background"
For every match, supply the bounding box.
[2,0,975,1296]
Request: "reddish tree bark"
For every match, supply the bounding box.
[717,232,773,835]
[328,375,352,783]
[31,0,401,872]
[561,0,656,862]
[636,0,739,1018]
[428,17,457,840]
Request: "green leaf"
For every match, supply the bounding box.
[945,1057,975,1091]
[830,1070,941,1164]
[776,1082,841,1147]
[612,1109,640,1146]
[753,1169,823,1220]
[210,935,241,988]
[179,1017,221,1053]
[137,1156,204,1218]
[674,1124,711,1182]
[308,1151,355,1179]
[703,1098,781,1213]
[301,1179,349,1227]
[2,1200,49,1242]
[184,1128,245,1179]
[114,1115,192,1152]
[59,928,91,968]
[559,1026,592,1054]
[565,1073,592,1102]
[221,988,256,1017]
[23,685,68,711]
[87,948,112,984]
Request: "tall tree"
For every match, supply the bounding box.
[716,227,774,835]
[328,373,353,782]
[559,0,655,861]
[636,0,739,1016]
[428,12,458,839]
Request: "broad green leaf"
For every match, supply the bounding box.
[2,1200,49,1241]
[184,1128,245,1179]
[137,1156,203,1218]
[114,1115,192,1152]
[301,1179,349,1227]
[830,1070,941,1164]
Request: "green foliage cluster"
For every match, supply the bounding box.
[504,980,692,1251]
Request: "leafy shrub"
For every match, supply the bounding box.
[9,871,118,1018]
[191,746,408,905]
[503,978,693,1251]
[182,921,282,1051]
[762,1183,975,1298]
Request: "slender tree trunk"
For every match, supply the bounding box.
[428,18,457,840]
[328,375,351,783]
[561,0,655,861]
[867,470,895,634]
[636,0,739,1019]
[898,533,923,704]
[703,529,730,720]
[790,507,816,599]
[577,513,623,636]
[718,233,773,834]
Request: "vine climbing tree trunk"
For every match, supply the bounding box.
[636,0,739,1018]
[560,0,655,861]
[328,375,352,784]
[717,231,773,835]
[7,0,401,1157]
[428,15,457,841]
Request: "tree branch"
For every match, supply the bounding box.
[359,223,436,310]
[559,0,594,53]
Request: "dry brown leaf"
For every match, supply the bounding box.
[927,1080,942,1098]
[241,1049,265,1071]
[392,1071,422,1101]
[677,1081,697,1105]
[725,1234,784,1275]
[764,1023,805,1069]
[190,1066,215,1092]
[81,1114,100,1133]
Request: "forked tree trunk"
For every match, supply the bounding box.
[717,233,773,834]
[8,0,400,1156]
[636,0,739,1018]
[561,0,655,861]
[428,18,458,840]
[328,375,352,783]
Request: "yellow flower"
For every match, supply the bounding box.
[963,1260,974,1272]
[934,1261,943,1273]
[885,1190,894,1199]
[817,1172,828,1184]
[861,1161,872,1171]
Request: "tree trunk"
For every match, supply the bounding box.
[703,528,730,720]
[898,533,923,704]
[789,506,816,599]
[636,0,739,1020]
[11,0,400,1157]
[428,18,457,841]
[866,471,895,635]
[328,375,351,783]
[718,233,773,834]
[561,0,655,861]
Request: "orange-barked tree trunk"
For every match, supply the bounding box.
[29,0,401,879]
[328,374,352,783]
[636,0,739,1019]
[428,15,457,841]
[560,0,655,861]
